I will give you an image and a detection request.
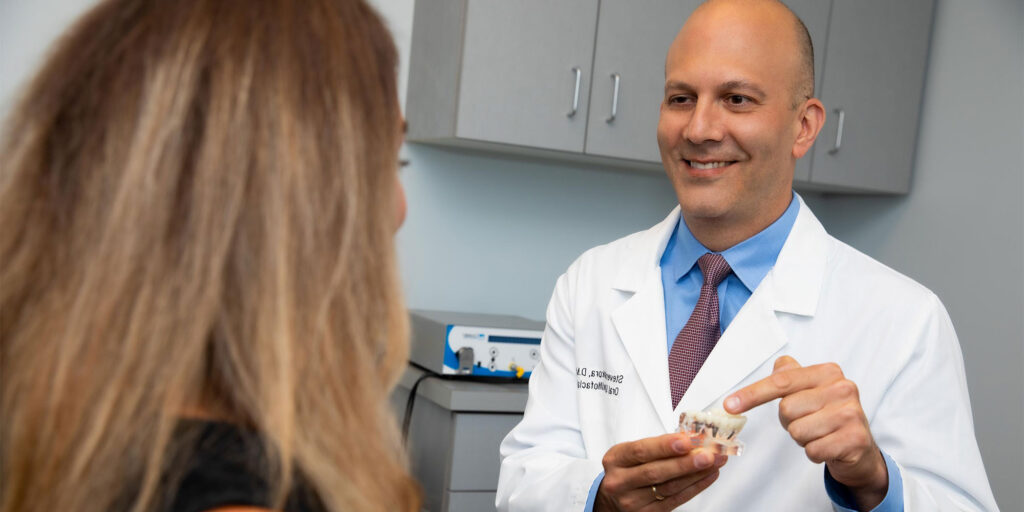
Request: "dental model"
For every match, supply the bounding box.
[678,408,748,456]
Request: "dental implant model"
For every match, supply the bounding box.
[678,409,748,456]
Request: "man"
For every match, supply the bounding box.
[496,0,998,510]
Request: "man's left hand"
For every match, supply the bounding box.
[724,356,888,510]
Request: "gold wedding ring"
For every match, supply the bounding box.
[651,485,667,501]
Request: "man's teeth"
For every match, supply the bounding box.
[688,160,731,170]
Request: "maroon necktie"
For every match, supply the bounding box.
[668,253,732,409]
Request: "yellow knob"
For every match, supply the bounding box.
[509,363,525,379]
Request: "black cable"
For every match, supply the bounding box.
[401,371,435,444]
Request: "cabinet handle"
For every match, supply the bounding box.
[567,67,582,118]
[606,73,621,123]
[828,108,845,154]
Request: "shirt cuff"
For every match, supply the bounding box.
[824,451,903,512]
[584,471,604,512]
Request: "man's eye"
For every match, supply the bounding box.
[668,95,692,105]
[726,95,750,105]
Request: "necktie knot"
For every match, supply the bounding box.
[697,253,731,288]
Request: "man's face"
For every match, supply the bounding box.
[657,2,813,231]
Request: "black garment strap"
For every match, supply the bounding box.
[162,420,325,512]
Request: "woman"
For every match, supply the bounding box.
[0,0,418,510]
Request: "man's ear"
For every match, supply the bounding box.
[792,98,825,159]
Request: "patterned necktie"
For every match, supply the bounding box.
[668,253,732,409]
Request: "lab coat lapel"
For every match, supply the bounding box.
[610,208,679,433]
[675,196,828,414]
[612,272,674,432]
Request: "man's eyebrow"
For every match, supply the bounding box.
[663,79,768,98]
[721,80,767,98]
[664,80,694,92]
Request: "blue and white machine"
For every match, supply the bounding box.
[409,309,545,379]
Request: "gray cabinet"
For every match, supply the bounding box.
[407,0,935,194]
[407,0,598,153]
[407,0,686,164]
[392,365,529,512]
[806,0,936,193]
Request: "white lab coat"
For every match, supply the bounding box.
[497,197,998,511]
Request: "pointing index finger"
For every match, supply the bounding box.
[724,356,814,414]
[773,355,801,372]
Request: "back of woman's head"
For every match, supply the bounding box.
[0,0,416,510]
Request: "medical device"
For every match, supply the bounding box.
[409,309,545,379]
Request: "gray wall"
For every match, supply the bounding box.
[3,0,1020,508]
[0,0,98,122]
[804,0,1024,507]
[394,144,677,317]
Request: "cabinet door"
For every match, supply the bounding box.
[584,0,700,163]
[455,0,599,153]
[448,412,522,490]
[809,0,936,193]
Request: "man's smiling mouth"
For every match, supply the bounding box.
[684,159,735,169]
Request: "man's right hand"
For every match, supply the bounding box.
[595,433,727,511]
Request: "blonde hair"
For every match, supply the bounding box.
[0,0,418,510]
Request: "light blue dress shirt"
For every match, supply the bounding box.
[659,193,800,347]
[585,193,903,511]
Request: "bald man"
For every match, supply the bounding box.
[497,1,997,510]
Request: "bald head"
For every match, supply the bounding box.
[683,0,814,105]
[657,0,827,245]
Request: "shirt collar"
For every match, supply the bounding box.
[666,192,800,292]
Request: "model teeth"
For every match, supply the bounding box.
[689,161,730,170]
[680,408,747,440]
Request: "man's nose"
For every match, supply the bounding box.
[683,99,725,144]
